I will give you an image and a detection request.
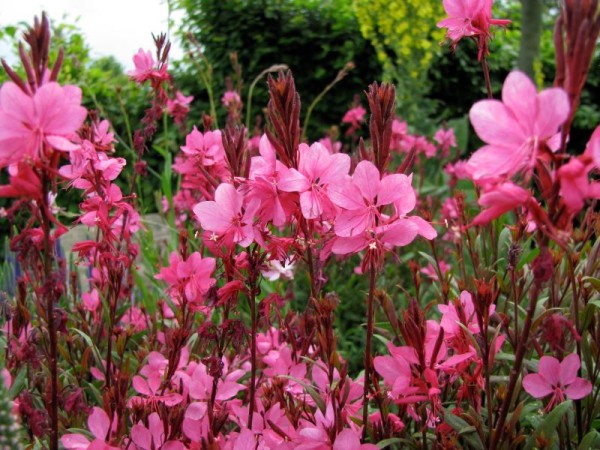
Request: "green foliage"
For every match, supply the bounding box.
[175,0,381,140]
[354,0,445,125]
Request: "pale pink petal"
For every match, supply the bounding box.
[216,381,246,401]
[193,201,230,232]
[468,144,528,179]
[393,175,417,215]
[299,191,323,219]
[502,71,538,132]
[328,179,363,210]
[470,100,525,148]
[130,422,152,450]
[0,82,34,123]
[46,135,79,151]
[564,378,592,400]
[522,373,554,398]
[88,407,110,440]
[406,216,437,240]
[331,235,367,255]
[538,356,561,387]
[535,88,570,139]
[61,434,91,449]
[335,209,370,237]
[559,353,581,387]
[35,83,86,134]
[214,183,242,216]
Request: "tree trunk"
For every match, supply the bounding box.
[518,0,544,80]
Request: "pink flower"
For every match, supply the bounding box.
[167,91,193,125]
[318,136,341,153]
[0,162,42,199]
[247,134,294,226]
[589,125,600,168]
[61,407,119,450]
[155,251,216,306]
[470,182,534,226]
[329,170,436,260]
[558,157,600,214]
[342,106,367,136]
[131,412,185,450]
[434,127,457,157]
[329,161,413,237]
[0,82,86,167]
[438,290,494,338]
[193,183,258,248]
[390,119,409,152]
[342,105,366,125]
[128,49,169,85]
[82,289,100,312]
[467,71,569,181]
[221,90,241,108]
[421,261,451,281]
[180,127,225,167]
[523,354,592,410]
[437,0,510,59]
[278,142,350,220]
[558,126,600,213]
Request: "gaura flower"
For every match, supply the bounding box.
[523,354,592,411]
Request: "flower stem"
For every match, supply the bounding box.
[362,263,377,440]
[490,282,541,450]
[481,57,493,99]
[40,170,58,450]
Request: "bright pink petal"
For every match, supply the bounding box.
[278,168,310,192]
[377,174,408,206]
[333,429,362,450]
[335,209,370,237]
[381,220,419,246]
[299,190,324,219]
[214,183,242,216]
[352,161,380,202]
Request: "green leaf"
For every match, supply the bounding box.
[582,276,600,292]
[444,412,485,449]
[8,366,27,398]
[377,438,402,449]
[518,247,539,271]
[524,400,572,450]
[72,329,104,368]
[579,430,600,450]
